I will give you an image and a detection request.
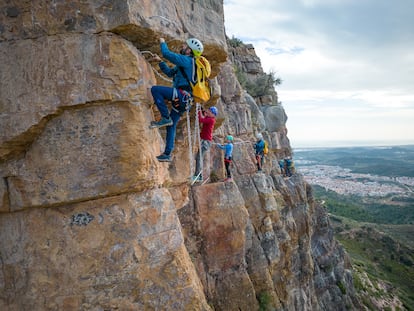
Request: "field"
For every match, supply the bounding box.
[294,145,414,177]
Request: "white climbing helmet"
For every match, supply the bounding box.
[256,133,263,140]
[186,38,203,56]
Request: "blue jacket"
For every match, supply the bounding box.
[218,143,233,159]
[254,139,265,155]
[159,42,196,90]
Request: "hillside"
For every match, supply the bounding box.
[295,146,414,310]
[330,214,414,310]
[295,145,414,177]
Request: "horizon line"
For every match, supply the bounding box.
[291,140,414,149]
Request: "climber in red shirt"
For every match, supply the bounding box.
[193,106,217,182]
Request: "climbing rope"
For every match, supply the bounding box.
[187,101,194,180]
[141,51,173,83]
[203,144,211,185]
[197,104,203,179]
[190,103,203,185]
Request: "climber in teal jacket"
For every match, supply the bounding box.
[254,133,265,171]
[217,135,234,182]
[149,37,204,162]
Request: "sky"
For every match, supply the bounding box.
[223,0,414,148]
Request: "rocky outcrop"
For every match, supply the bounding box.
[0,1,359,310]
[0,190,210,310]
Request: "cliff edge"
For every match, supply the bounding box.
[0,1,359,310]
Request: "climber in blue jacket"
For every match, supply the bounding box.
[217,135,234,182]
[149,37,204,162]
[254,133,265,171]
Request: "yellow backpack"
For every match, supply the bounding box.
[263,140,269,155]
[191,56,212,103]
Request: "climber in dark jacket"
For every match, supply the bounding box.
[149,37,203,162]
[254,133,265,171]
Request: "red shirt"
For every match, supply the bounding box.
[198,112,215,141]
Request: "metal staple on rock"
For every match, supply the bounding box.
[141,50,173,83]
[148,15,181,32]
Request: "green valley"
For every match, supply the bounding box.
[294,145,414,310]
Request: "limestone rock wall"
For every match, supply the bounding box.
[179,172,359,310]
[1,190,209,310]
[0,1,359,310]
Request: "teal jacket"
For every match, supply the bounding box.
[218,143,233,159]
[254,139,265,155]
[159,42,196,90]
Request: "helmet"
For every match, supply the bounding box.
[226,135,234,141]
[256,133,263,140]
[186,38,203,57]
[209,106,218,116]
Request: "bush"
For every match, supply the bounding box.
[337,280,347,295]
[245,71,282,97]
[258,292,272,311]
[235,66,282,97]
[228,35,243,47]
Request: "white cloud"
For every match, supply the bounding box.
[223,0,414,146]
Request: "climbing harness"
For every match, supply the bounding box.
[171,88,192,113]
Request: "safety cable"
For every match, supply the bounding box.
[187,101,194,181]
[213,140,254,145]
[197,104,203,180]
[191,103,203,185]
[141,51,173,83]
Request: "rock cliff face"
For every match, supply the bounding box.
[0,1,359,310]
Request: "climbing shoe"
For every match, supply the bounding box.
[191,175,202,183]
[149,117,173,129]
[224,178,233,182]
[156,154,172,162]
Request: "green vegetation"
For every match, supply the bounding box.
[297,145,414,309]
[334,223,414,310]
[295,145,414,177]
[246,70,282,97]
[313,185,414,224]
[235,65,282,97]
[258,292,272,311]
[316,190,414,307]
[228,35,282,97]
[228,35,244,47]
[336,280,347,295]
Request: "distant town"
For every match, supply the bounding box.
[297,163,414,197]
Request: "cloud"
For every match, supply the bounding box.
[224,1,414,88]
[280,89,414,109]
[223,0,414,146]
